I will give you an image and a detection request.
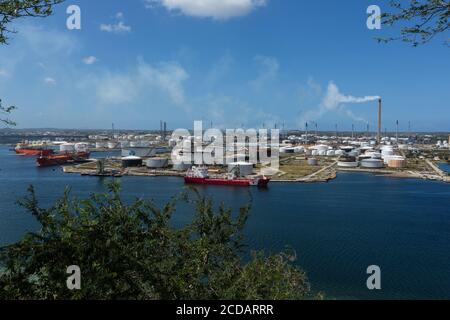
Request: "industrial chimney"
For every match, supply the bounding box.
[377,98,382,145]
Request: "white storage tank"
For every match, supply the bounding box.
[172,162,193,171]
[145,157,168,168]
[338,161,359,168]
[60,143,75,153]
[316,145,329,152]
[95,141,108,149]
[338,156,359,168]
[294,147,304,154]
[228,162,254,177]
[360,159,384,168]
[120,140,130,148]
[74,143,89,153]
[107,141,119,149]
[327,150,335,157]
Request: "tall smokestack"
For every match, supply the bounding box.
[377,98,382,145]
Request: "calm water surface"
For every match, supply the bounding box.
[1,146,450,299]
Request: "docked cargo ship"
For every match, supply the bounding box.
[15,144,54,156]
[37,151,90,167]
[184,166,270,187]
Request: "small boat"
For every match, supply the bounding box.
[37,151,90,167]
[184,166,270,187]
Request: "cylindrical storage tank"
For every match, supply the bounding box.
[107,141,118,149]
[305,149,312,156]
[227,162,254,177]
[182,139,192,152]
[307,158,318,166]
[361,159,384,168]
[327,150,335,157]
[74,143,89,153]
[95,141,107,149]
[168,139,177,148]
[338,156,358,168]
[120,140,130,148]
[311,150,319,156]
[145,157,168,168]
[316,145,329,152]
[284,147,295,154]
[130,141,140,148]
[294,147,304,154]
[338,161,359,168]
[279,147,288,154]
[366,151,382,159]
[388,156,406,168]
[348,150,360,157]
[172,162,192,171]
[340,146,354,153]
[382,149,394,157]
[60,143,75,153]
[318,150,327,156]
[335,150,345,156]
[121,156,142,168]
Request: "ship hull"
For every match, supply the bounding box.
[15,148,54,156]
[184,176,270,187]
[37,152,90,167]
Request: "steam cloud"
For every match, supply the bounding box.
[299,81,379,127]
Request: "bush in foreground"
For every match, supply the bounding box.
[0,182,311,300]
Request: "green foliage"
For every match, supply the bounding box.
[0,0,64,44]
[0,99,16,126]
[379,0,450,46]
[0,182,311,300]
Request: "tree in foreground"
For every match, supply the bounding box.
[0,99,16,126]
[379,0,450,46]
[0,182,311,300]
[0,0,64,44]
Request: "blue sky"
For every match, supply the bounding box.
[0,0,448,131]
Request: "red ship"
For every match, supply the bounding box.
[184,166,270,187]
[37,151,90,167]
[15,145,54,156]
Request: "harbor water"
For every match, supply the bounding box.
[1,146,450,299]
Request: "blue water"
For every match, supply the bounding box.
[439,163,450,173]
[1,145,450,299]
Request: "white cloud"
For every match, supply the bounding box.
[88,60,189,107]
[83,56,98,65]
[250,55,279,89]
[146,0,267,20]
[44,77,56,85]
[100,13,131,33]
[96,74,137,105]
[19,25,77,57]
